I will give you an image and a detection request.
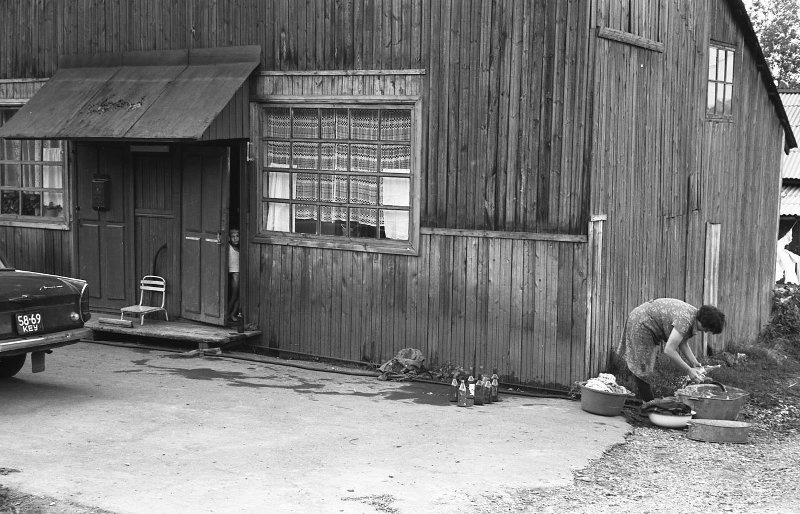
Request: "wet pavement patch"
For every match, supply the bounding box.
[382,383,451,406]
[167,367,248,381]
[227,380,329,391]
[129,359,452,403]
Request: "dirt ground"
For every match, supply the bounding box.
[1,341,799,514]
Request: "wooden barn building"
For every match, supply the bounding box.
[0,0,794,389]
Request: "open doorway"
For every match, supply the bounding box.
[227,145,242,325]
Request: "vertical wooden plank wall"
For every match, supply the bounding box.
[0,0,592,237]
[699,0,784,344]
[0,0,789,380]
[254,232,588,388]
[589,21,668,369]
[251,69,590,386]
[590,0,786,365]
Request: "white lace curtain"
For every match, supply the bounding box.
[263,106,410,240]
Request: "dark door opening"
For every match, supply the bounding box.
[226,146,242,323]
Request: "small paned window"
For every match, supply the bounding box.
[0,109,69,227]
[258,104,416,252]
[707,44,735,119]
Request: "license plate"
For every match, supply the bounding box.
[16,312,43,335]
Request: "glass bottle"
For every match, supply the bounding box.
[457,379,468,407]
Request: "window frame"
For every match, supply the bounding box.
[253,98,422,256]
[0,106,71,230]
[706,41,737,121]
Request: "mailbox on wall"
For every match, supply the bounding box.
[91,175,110,211]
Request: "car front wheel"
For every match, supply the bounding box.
[0,354,26,379]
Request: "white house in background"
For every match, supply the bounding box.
[777,232,800,284]
[780,91,800,258]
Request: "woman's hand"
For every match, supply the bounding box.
[687,367,706,383]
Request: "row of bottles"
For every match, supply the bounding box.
[449,373,500,407]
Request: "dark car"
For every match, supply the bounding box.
[0,254,91,379]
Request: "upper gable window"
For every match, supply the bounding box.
[707,44,736,119]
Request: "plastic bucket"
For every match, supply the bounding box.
[579,383,630,416]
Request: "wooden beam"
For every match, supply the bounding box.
[256,69,427,76]
[421,227,587,243]
[597,26,664,53]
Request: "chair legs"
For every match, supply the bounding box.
[118,309,169,325]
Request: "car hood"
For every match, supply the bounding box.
[0,270,85,302]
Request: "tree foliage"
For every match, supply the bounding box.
[749,0,800,88]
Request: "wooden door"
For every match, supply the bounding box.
[75,143,131,310]
[180,147,230,324]
[133,150,179,318]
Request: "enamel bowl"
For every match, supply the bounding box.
[648,410,696,428]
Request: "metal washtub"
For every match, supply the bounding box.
[675,383,749,421]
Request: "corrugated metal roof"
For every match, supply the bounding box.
[786,103,800,128]
[782,92,800,107]
[0,46,260,141]
[781,94,800,179]
[782,185,800,215]
[784,148,800,179]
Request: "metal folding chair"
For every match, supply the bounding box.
[120,275,168,325]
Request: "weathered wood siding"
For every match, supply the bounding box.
[589,0,785,366]
[699,0,783,347]
[0,0,592,235]
[0,226,72,276]
[249,66,591,385]
[252,231,588,387]
[0,0,789,385]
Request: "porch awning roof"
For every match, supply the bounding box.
[0,46,260,141]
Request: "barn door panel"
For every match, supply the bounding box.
[703,223,721,355]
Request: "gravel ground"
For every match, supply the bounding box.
[465,423,800,513]
[462,384,800,514]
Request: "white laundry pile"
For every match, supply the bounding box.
[584,373,632,395]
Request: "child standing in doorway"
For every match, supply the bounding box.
[227,227,241,323]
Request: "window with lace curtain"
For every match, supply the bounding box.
[0,109,69,228]
[258,103,417,253]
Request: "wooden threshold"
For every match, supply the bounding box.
[85,312,261,350]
